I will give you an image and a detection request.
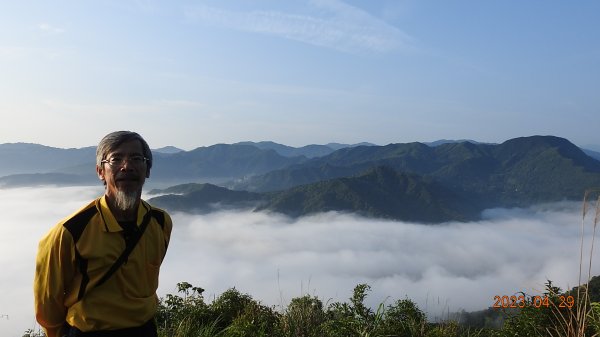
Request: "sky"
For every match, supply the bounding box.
[1,185,599,336]
[0,1,599,150]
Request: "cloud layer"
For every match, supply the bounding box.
[1,186,598,335]
[161,203,599,317]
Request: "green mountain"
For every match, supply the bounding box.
[0,143,308,187]
[230,136,600,209]
[149,166,479,222]
[234,141,377,158]
[3,136,600,222]
[148,183,264,213]
[149,144,307,182]
[259,166,479,222]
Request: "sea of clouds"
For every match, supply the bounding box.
[1,186,599,336]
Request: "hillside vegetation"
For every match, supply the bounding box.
[149,136,600,222]
[144,276,600,337]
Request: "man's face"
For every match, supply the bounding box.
[96,139,149,210]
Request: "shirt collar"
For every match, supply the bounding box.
[96,195,150,232]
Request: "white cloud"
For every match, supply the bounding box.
[38,23,65,35]
[160,202,600,317]
[0,186,103,336]
[1,186,598,336]
[184,0,413,54]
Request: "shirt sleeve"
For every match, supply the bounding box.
[34,224,75,337]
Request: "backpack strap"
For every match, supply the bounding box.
[71,205,159,301]
[93,209,153,289]
[63,205,98,301]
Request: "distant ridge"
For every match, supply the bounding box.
[153,146,184,154]
[229,136,600,210]
[0,143,96,176]
[2,136,600,223]
[148,136,600,222]
[425,139,494,147]
[234,141,376,158]
[583,148,600,162]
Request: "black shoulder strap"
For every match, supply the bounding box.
[64,206,98,243]
[151,208,165,229]
[93,209,153,289]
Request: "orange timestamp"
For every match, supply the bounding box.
[493,295,575,309]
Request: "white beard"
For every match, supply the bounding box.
[114,190,139,211]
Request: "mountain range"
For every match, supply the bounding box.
[0,141,371,185]
[1,136,599,223]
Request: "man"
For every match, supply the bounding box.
[34,131,172,337]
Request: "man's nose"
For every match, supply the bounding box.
[119,160,135,171]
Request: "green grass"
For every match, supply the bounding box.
[154,277,600,337]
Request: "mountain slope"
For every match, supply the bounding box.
[149,144,307,182]
[260,166,479,222]
[0,143,309,187]
[148,183,263,213]
[147,167,477,222]
[0,143,96,176]
[234,141,336,158]
[232,136,600,208]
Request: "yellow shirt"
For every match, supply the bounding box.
[34,196,172,337]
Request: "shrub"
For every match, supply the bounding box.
[322,283,384,337]
[224,300,282,337]
[156,282,214,336]
[152,280,596,337]
[281,295,327,337]
[377,298,427,337]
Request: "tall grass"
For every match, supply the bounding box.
[544,189,600,337]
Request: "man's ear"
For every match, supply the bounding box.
[145,168,150,179]
[96,165,106,182]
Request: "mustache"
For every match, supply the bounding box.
[115,173,141,181]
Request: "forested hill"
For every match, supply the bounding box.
[255,166,480,223]
[150,136,600,222]
[2,136,600,222]
[229,136,600,208]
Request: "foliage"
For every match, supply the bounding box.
[259,166,479,223]
[321,283,383,337]
[156,282,212,336]
[151,136,600,223]
[153,278,600,337]
[491,280,600,337]
[377,297,427,337]
[589,302,600,335]
[280,295,326,337]
[224,300,281,337]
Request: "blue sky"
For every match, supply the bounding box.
[1,0,599,150]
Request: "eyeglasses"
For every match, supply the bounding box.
[101,155,149,167]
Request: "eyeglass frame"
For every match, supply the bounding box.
[100,155,150,167]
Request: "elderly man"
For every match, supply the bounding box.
[34,131,172,337]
